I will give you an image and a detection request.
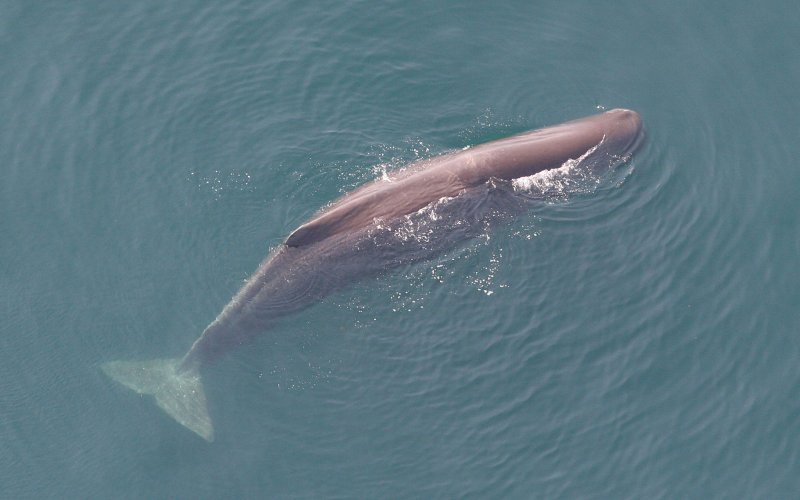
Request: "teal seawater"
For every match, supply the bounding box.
[2,1,799,498]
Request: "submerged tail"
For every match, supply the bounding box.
[100,358,213,442]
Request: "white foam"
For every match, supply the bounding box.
[511,139,603,195]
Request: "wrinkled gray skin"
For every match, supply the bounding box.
[180,109,642,371]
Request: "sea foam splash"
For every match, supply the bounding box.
[512,141,603,198]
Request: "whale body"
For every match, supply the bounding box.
[102,109,643,441]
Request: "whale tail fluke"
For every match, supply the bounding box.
[101,358,214,442]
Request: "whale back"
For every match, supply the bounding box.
[286,109,641,247]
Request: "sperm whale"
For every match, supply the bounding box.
[102,108,643,441]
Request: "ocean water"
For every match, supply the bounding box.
[2,0,799,498]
